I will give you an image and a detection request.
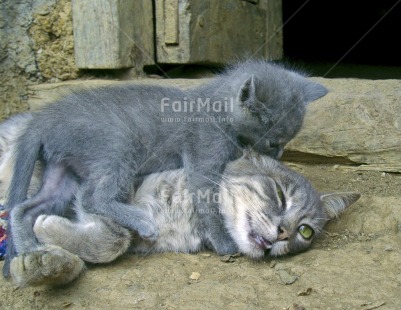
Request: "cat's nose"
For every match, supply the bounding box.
[274,146,284,159]
[277,226,289,241]
[267,144,284,159]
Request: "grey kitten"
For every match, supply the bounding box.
[9,151,359,286]
[4,60,328,277]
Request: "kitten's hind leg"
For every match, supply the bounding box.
[4,163,78,278]
[4,198,54,278]
[10,163,78,254]
[34,213,131,263]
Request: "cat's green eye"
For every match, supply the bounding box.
[298,225,314,240]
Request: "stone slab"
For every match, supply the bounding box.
[27,77,401,172]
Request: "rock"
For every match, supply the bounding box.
[26,77,401,173]
[220,253,240,263]
[0,0,77,120]
[325,196,401,235]
[276,269,298,285]
[189,272,201,281]
[27,78,207,111]
[199,253,211,258]
[269,260,276,268]
[284,78,401,172]
[297,287,312,296]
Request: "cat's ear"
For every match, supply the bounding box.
[242,148,253,159]
[238,75,257,108]
[320,192,361,219]
[238,75,272,122]
[303,81,328,104]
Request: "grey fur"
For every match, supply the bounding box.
[0,113,42,201]
[3,60,328,277]
[0,116,360,287]
[33,152,360,259]
[12,152,359,286]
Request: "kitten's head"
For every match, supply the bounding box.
[219,151,360,259]
[227,60,328,159]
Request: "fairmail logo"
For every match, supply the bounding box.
[160,97,234,113]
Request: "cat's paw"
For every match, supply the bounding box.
[34,214,132,264]
[33,215,62,244]
[34,214,81,246]
[10,245,85,287]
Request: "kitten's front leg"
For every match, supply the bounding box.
[78,179,158,241]
[199,198,238,255]
[186,164,238,255]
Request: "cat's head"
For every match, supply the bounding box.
[219,151,360,259]
[227,61,328,159]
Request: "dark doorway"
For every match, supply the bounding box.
[282,0,401,78]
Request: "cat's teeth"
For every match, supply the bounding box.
[250,233,272,250]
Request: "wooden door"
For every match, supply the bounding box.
[72,0,282,69]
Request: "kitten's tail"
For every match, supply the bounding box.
[5,128,41,210]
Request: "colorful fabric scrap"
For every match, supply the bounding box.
[0,204,8,259]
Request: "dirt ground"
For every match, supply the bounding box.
[0,162,400,310]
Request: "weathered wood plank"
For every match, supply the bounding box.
[164,0,179,45]
[155,0,278,64]
[72,0,154,69]
[265,0,283,60]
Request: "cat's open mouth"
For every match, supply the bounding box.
[249,232,272,250]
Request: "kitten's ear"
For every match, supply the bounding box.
[320,192,361,219]
[303,81,328,104]
[238,75,257,107]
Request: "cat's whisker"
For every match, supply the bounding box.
[244,202,276,236]
[197,174,237,198]
[212,175,238,188]
[208,170,236,183]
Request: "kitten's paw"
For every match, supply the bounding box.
[10,246,85,287]
[208,231,238,255]
[126,210,159,241]
[135,219,159,241]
